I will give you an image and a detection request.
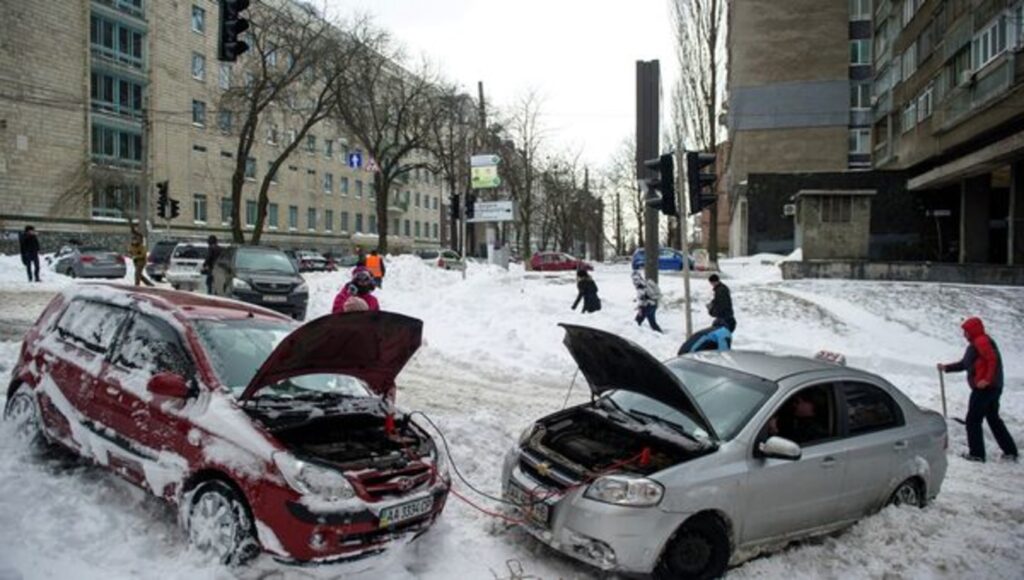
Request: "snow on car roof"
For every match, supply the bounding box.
[67,283,291,322]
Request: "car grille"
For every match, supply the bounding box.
[251,280,293,293]
[352,464,433,500]
[518,449,580,491]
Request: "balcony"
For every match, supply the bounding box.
[387,195,409,214]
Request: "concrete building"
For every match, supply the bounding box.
[0,0,444,255]
[725,0,875,256]
[872,0,1024,266]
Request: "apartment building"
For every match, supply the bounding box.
[872,0,1024,265]
[0,0,444,254]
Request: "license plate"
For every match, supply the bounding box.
[379,496,433,528]
[506,482,550,526]
[262,295,288,303]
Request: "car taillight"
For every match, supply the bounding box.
[438,258,445,267]
[80,255,96,263]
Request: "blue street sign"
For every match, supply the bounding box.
[347,152,363,169]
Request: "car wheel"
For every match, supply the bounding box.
[4,386,44,448]
[656,514,730,580]
[186,480,258,565]
[888,478,924,508]
[67,268,77,279]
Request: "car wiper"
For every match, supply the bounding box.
[627,409,699,442]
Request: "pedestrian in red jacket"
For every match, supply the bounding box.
[939,317,1018,462]
[332,270,380,314]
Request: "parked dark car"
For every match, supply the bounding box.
[5,285,449,564]
[146,240,181,282]
[210,246,309,320]
[529,252,593,272]
[632,248,695,271]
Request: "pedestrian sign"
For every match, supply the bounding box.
[347,152,362,169]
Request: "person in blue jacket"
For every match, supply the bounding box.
[678,324,732,355]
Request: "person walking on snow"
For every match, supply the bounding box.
[632,270,663,332]
[366,249,386,289]
[18,225,41,283]
[571,268,601,313]
[332,269,380,314]
[201,235,222,294]
[938,317,1018,463]
[707,274,736,332]
[128,229,153,287]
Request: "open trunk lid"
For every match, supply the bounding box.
[559,323,718,441]
[240,311,423,400]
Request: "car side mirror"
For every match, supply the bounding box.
[147,372,192,399]
[758,436,802,461]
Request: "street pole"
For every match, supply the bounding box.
[140,107,151,245]
[636,60,660,284]
[678,149,693,337]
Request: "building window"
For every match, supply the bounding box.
[901,0,920,27]
[821,196,853,223]
[393,218,400,234]
[268,203,279,229]
[306,135,316,153]
[245,200,257,228]
[244,156,256,180]
[193,194,207,223]
[306,168,317,191]
[267,161,278,183]
[849,0,871,20]
[90,72,143,119]
[917,84,934,122]
[415,192,421,208]
[848,128,871,154]
[267,125,279,145]
[404,220,411,236]
[341,211,350,232]
[340,176,349,195]
[91,123,142,165]
[221,197,233,225]
[324,139,334,158]
[307,208,316,231]
[191,53,206,81]
[433,196,439,210]
[850,39,871,65]
[355,213,363,233]
[92,185,139,220]
[191,5,206,33]
[218,110,233,132]
[192,99,206,126]
[323,172,333,193]
[368,215,377,234]
[901,42,917,81]
[288,205,298,230]
[415,221,421,238]
[90,15,143,70]
[433,223,438,239]
[973,14,1009,71]
[355,180,363,198]
[219,63,231,89]
[325,210,334,232]
[850,82,871,110]
[901,102,917,133]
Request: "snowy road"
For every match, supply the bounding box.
[0,254,1022,579]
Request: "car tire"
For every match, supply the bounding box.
[4,386,45,449]
[888,478,925,508]
[655,514,730,580]
[186,480,259,565]
[67,268,77,279]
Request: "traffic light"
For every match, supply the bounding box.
[465,193,476,219]
[642,153,677,217]
[218,0,251,62]
[156,181,169,219]
[686,151,718,216]
[450,194,460,221]
[169,198,181,220]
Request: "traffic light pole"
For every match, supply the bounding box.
[677,149,693,337]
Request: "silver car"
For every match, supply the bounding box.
[503,325,947,579]
[166,242,208,291]
[51,245,127,279]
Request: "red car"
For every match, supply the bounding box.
[529,252,593,272]
[5,285,449,564]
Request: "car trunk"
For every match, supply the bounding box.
[521,406,711,486]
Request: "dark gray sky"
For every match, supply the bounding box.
[323,0,677,167]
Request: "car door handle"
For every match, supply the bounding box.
[821,456,838,468]
[893,440,908,451]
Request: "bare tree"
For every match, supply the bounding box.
[425,87,474,250]
[219,1,342,244]
[331,26,444,254]
[495,91,545,263]
[603,137,644,249]
[671,0,726,262]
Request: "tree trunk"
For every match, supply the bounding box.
[375,171,388,253]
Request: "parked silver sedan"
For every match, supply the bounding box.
[51,245,127,279]
[503,325,948,579]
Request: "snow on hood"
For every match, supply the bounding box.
[241,311,423,400]
[559,323,718,440]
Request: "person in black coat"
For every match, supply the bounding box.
[201,235,222,294]
[707,274,736,332]
[18,225,41,283]
[571,269,601,313]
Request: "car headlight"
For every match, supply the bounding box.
[295,281,309,294]
[273,452,355,503]
[232,278,251,291]
[585,475,664,507]
[518,424,535,447]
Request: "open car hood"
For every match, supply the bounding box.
[559,324,718,440]
[240,312,423,400]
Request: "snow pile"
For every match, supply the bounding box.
[0,257,1021,579]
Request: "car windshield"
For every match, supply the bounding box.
[666,358,778,440]
[173,245,208,259]
[151,242,178,259]
[235,249,296,273]
[419,250,440,259]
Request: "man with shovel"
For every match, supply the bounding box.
[938,317,1018,463]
